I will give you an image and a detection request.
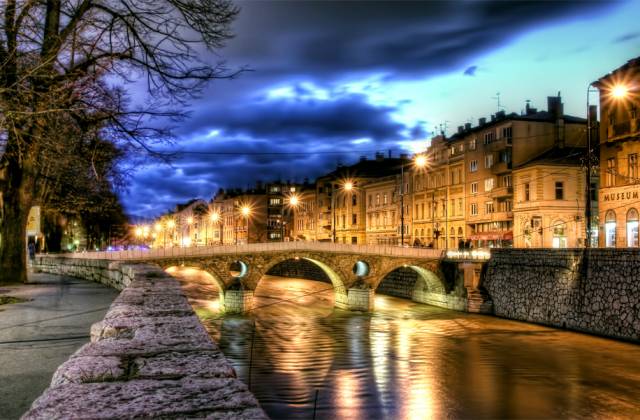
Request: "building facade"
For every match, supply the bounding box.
[596,56,640,247]
[512,148,592,248]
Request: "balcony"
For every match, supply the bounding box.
[491,161,512,174]
[486,137,512,152]
[490,186,513,198]
[491,211,513,221]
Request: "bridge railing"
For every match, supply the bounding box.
[47,242,447,260]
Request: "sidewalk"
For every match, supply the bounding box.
[0,273,118,420]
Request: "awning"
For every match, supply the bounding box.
[470,231,513,241]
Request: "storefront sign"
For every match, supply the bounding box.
[602,190,640,202]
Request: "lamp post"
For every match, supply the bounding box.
[167,219,175,247]
[241,205,251,244]
[332,181,353,243]
[400,154,428,246]
[587,82,631,248]
[285,194,300,241]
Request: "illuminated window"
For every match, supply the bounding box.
[629,154,638,181]
[627,208,638,247]
[470,160,478,172]
[605,210,617,248]
[471,182,478,194]
[552,222,567,248]
[607,158,616,187]
[471,203,478,216]
[485,178,494,192]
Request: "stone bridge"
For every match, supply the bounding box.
[46,243,491,313]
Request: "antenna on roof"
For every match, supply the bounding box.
[492,92,505,112]
[439,121,450,137]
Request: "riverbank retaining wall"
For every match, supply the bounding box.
[484,249,640,342]
[24,256,266,419]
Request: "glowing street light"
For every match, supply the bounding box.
[414,154,428,168]
[343,181,354,191]
[289,194,300,207]
[611,84,629,99]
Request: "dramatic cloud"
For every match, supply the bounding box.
[120,0,627,217]
[613,31,640,43]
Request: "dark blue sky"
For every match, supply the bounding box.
[122,0,640,218]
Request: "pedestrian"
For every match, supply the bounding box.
[28,242,36,263]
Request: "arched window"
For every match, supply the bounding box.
[552,221,567,248]
[458,227,464,239]
[626,208,638,247]
[605,210,617,248]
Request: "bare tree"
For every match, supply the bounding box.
[0,0,239,283]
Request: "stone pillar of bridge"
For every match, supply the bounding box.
[221,280,254,314]
[346,281,375,312]
[462,261,493,314]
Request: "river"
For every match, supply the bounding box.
[169,267,640,419]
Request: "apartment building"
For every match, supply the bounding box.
[596,56,640,247]
[211,187,268,244]
[512,148,592,248]
[453,96,587,248]
[363,175,400,245]
[265,181,301,242]
[411,135,466,248]
[315,153,409,244]
[291,182,318,241]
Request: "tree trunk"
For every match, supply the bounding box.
[0,178,31,284]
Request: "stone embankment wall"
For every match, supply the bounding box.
[484,249,640,342]
[24,256,266,419]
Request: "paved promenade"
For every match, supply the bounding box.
[0,273,117,419]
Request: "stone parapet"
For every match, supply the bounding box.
[24,257,267,419]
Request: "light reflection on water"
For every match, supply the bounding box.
[170,268,640,419]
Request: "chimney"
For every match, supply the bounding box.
[375,152,385,161]
[457,125,464,134]
[464,123,472,131]
[479,117,486,125]
[547,95,563,119]
[526,103,537,115]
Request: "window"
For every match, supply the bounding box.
[352,194,357,206]
[555,181,564,200]
[629,154,638,181]
[524,183,530,201]
[450,146,456,156]
[351,237,357,244]
[501,126,513,141]
[376,194,380,206]
[469,138,477,150]
[485,154,494,168]
[471,203,478,216]
[552,222,567,248]
[484,132,495,144]
[471,182,478,194]
[352,214,357,225]
[627,209,638,247]
[485,178,494,192]
[269,198,282,206]
[341,214,346,228]
[383,193,388,205]
[270,186,280,193]
[607,158,616,187]
[368,195,372,207]
[458,198,463,214]
[503,175,512,187]
[470,160,478,172]
[485,201,494,214]
[605,210,616,248]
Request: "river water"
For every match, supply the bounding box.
[169,267,640,419]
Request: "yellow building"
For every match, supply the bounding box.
[363,175,401,245]
[512,148,590,248]
[595,56,640,247]
[457,96,587,248]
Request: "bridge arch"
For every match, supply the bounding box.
[374,263,447,305]
[163,263,226,303]
[256,254,349,309]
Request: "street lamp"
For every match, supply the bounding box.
[212,211,222,245]
[332,179,354,243]
[167,219,175,247]
[400,154,428,247]
[586,82,631,248]
[241,205,251,244]
[281,193,300,242]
